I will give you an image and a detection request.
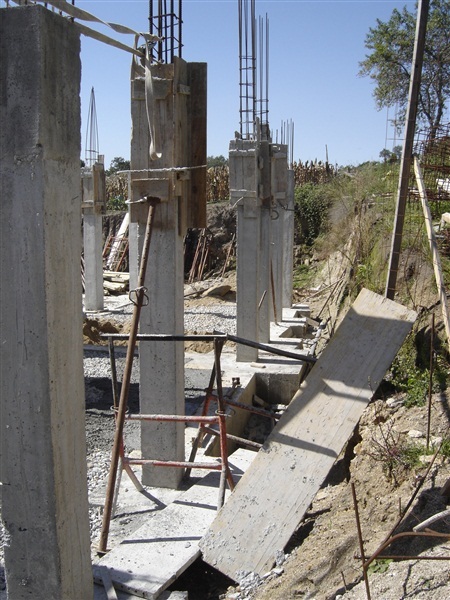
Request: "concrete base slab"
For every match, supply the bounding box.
[93,448,254,599]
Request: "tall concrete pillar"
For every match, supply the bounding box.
[230,139,260,362]
[282,168,295,309]
[257,138,272,343]
[129,58,206,488]
[270,144,289,318]
[82,161,106,312]
[0,6,92,599]
[139,202,185,488]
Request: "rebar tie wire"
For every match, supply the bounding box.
[129,286,149,306]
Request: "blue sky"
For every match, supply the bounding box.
[4,1,426,167]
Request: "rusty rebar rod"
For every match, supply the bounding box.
[362,530,450,569]
[351,482,371,600]
[98,197,159,554]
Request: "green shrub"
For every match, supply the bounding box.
[294,183,331,246]
[107,196,127,212]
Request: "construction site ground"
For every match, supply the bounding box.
[2,275,448,599]
[79,265,450,600]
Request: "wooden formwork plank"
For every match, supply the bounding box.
[200,289,416,580]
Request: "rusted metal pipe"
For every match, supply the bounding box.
[102,333,226,341]
[99,197,159,554]
[226,333,317,363]
[126,414,220,423]
[124,458,222,470]
[102,331,317,364]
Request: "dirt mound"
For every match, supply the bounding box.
[83,318,123,345]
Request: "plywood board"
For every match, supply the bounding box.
[200,289,416,580]
[93,449,255,599]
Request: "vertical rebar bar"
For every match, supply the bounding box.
[85,87,99,167]
[149,0,182,62]
[351,482,372,600]
[178,0,182,57]
[238,0,256,138]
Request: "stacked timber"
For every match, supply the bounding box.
[103,271,129,295]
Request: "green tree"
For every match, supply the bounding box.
[207,155,228,168]
[359,0,450,133]
[379,146,402,162]
[379,148,394,162]
[106,156,130,176]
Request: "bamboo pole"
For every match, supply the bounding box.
[414,156,450,353]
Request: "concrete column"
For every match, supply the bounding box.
[0,6,92,599]
[230,139,260,362]
[270,144,289,318]
[257,139,272,343]
[139,202,185,487]
[83,209,104,311]
[282,169,295,309]
[129,58,206,488]
[82,163,105,312]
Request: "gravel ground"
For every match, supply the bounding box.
[91,295,238,332]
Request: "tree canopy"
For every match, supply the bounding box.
[207,155,228,168]
[106,156,130,176]
[359,0,450,133]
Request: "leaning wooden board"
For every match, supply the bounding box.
[200,289,416,580]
